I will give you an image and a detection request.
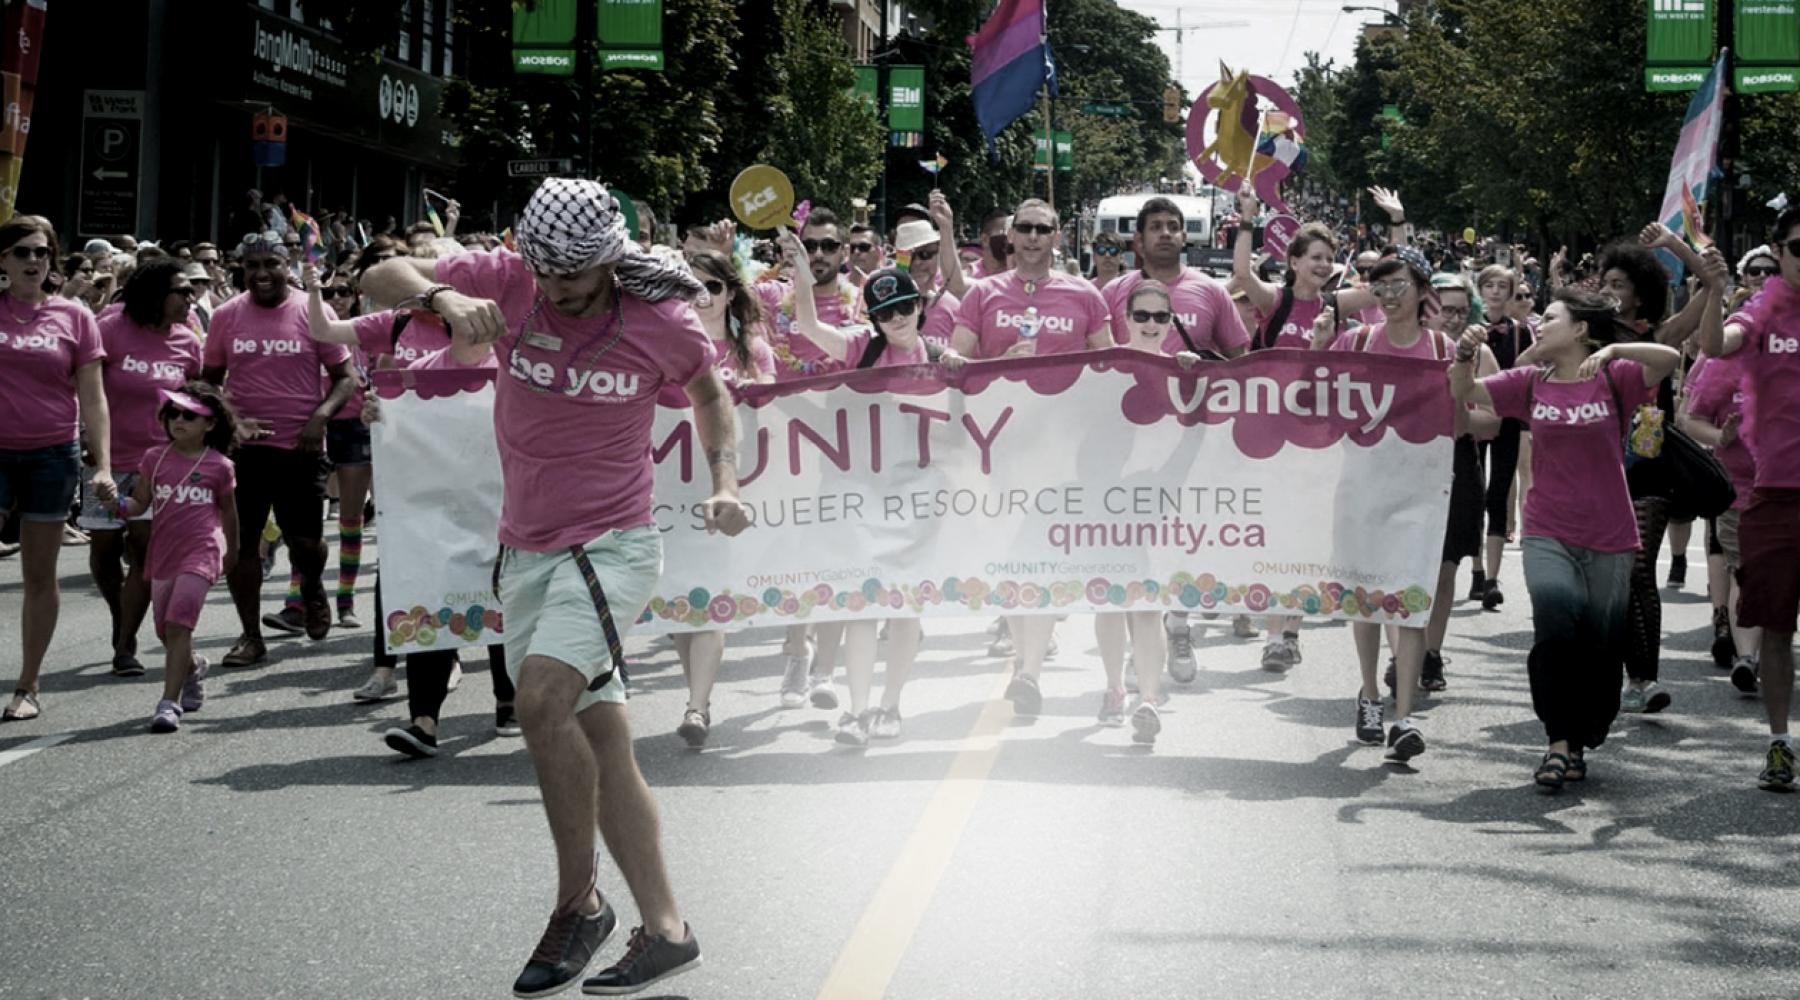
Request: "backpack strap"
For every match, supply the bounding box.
[389,312,413,353]
[1172,314,1201,354]
[1256,287,1296,351]
[854,329,889,369]
[1600,361,1629,442]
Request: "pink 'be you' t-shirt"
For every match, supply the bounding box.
[138,444,235,583]
[203,293,352,450]
[98,312,203,471]
[1105,268,1250,356]
[1483,359,1656,553]
[0,296,105,450]
[436,249,717,552]
[1729,275,1800,490]
[955,270,1110,359]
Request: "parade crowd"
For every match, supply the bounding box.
[3,171,1798,997]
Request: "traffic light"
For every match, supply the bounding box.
[1162,84,1182,124]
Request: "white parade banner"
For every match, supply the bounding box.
[373,349,1455,652]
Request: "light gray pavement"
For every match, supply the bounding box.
[1,529,1796,1000]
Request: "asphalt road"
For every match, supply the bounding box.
[2,529,1796,1000]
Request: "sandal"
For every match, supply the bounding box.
[111,653,146,678]
[1534,751,1570,790]
[221,635,268,668]
[1563,752,1587,783]
[2,689,41,722]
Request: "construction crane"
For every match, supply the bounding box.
[1148,9,1251,93]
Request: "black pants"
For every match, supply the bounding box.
[1625,498,1671,683]
[372,568,514,723]
[1481,422,1523,538]
[234,445,327,587]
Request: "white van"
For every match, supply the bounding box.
[1088,193,1217,272]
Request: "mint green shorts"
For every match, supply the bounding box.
[499,527,663,715]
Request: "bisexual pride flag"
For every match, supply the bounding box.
[969,0,1055,151]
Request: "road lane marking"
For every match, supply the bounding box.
[0,732,74,770]
[814,674,1014,1000]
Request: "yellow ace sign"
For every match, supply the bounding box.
[730,165,796,230]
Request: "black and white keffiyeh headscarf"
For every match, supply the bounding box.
[515,178,702,303]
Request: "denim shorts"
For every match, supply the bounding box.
[326,418,373,467]
[0,442,81,523]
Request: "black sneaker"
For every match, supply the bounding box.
[1666,555,1687,588]
[1731,656,1761,695]
[261,606,304,635]
[302,587,332,641]
[1481,585,1504,612]
[1467,574,1488,602]
[1386,722,1426,762]
[582,923,701,996]
[1420,651,1447,692]
[1355,697,1383,745]
[1759,741,1797,793]
[1005,673,1042,717]
[513,898,618,998]
[1382,657,1397,696]
[1710,608,1734,669]
[496,704,522,737]
[384,724,439,758]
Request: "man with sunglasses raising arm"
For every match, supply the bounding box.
[755,205,865,381]
[200,233,355,666]
[1697,207,1800,793]
[941,198,1113,721]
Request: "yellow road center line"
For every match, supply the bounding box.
[814,674,1015,1000]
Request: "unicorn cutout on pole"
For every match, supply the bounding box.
[1187,63,1309,215]
[1193,63,1260,191]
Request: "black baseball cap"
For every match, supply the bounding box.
[863,267,920,314]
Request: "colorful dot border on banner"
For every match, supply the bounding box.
[640,575,1432,628]
[387,604,506,651]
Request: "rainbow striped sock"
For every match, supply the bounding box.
[337,520,364,614]
[285,571,304,611]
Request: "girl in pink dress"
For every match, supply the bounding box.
[117,382,241,733]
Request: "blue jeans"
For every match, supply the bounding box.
[1522,536,1634,748]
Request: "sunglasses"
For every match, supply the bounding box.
[1012,222,1055,236]
[1130,310,1172,324]
[701,279,727,296]
[1438,305,1470,316]
[8,245,51,260]
[802,238,843,254]
[321,287,354,299]
[849,242,876,254]
[1783,238,1800,257]
[1370,280,1413,298]
[873,299,919,322]
[242,230,283,246]
[910,246,939,262]
[167,286,196,299]
[1513,291,1532,301]
[159,407,204,423]
[1094,245,1124,257]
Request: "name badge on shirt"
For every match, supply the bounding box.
[524,330,562,351]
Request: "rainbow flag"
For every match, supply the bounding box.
[501,227,516,252]
[288,207,326,261]
[919,152,949,176]
[425,204,445,237]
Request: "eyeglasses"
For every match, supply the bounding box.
[801,238,842,255]
[1012,222,1056,236]
[159,407,203,423]
[873,299,919,323]
[1093,245,1124,257]
[1746,265,1777,277]
[849,243,875,254]
[1370,280,1413,298]
[1130,310,1172,324]
[7,245,51,261]
[1438,306,1470,317]
[701,279,727,296]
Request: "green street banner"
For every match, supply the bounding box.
[513,0,577,77]
[853,65,878,106]
[1646,66,1710,90]
[1736,0,1800,64]
[599,0,662,73]
[1646,0,1715,65]
[889,65,926,133]
[1033,129,1073,171]
[1736,65,1800,91]
[371,351,1456,649]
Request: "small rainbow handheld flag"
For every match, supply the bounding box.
[288,207,326,261]
[425,204,446,237]
[1678,185,1713,249]
[919,152,949,176]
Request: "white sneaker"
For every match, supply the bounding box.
[1130,701,1162,745]
[352,670,399,703]
[809,675,840,710]
[445,659,463,693]
[778,649,809,708]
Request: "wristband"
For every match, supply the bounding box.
[422,284,456,313]
[116,497,131,520]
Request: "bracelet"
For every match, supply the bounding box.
[116,497,131,520]
[1454,347,1477,364]
[422,284,456,313]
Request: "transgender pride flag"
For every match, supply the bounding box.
[1656,50,1728,275]
[969,0,1056,149]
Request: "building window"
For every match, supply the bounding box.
[443,0,455,76]
[398,0,412,62]
[421,0,436,73]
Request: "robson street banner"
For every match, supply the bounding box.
[371,350,1455,654]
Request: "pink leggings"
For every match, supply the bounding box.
[152,574,213,639]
